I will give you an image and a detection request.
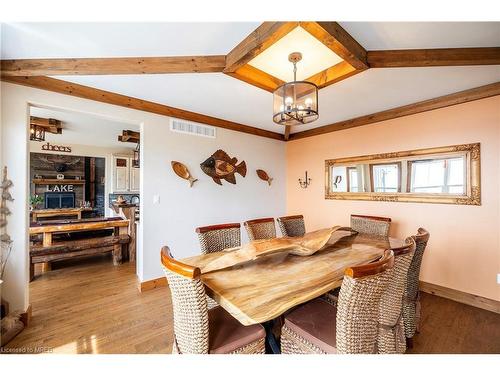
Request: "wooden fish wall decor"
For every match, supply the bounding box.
[256,169,273,186]
[200,149,246,185]
[171,161,198,187]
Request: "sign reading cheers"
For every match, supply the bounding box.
[41,142,72,153]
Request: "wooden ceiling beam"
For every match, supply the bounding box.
[306,61,365,89]
[1,55,227,76]
[288,82,500,141]
[224,22,299,73]
[367,47,500,68]
[118,135,139,144]
[118,130,140,143]
[300,22,368,70]
[225,64,285,93]
[2,75,284,141]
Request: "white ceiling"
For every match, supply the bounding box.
[30,106,140,148]
[0,22,261,58]
[3,22,500,135]
[339,22,500,50]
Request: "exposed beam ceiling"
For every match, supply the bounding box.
[288,82,500,140]
[2,75,283,141]
[4,76,498,142]
[299,22,368,70]
[225,64,285,93]
[2,47,498,77]
[306,61,363,89]
[223,22,299,73]
[367,47,500,68]
[0,55,227,76]
[2,22,499,142]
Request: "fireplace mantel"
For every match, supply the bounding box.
[32,179,86,185]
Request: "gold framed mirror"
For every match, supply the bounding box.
[325,143,480,205]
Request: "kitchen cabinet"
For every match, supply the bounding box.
[112,156,140,193]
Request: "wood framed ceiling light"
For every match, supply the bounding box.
[223,22,368,92]
[29,116,63,142]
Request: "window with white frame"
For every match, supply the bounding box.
[347,167,359,192]
[409,156,465,194]
[370,163,400,193]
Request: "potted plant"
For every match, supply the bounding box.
[29,194,43,211]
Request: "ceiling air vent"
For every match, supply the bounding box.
[170,119,216,139]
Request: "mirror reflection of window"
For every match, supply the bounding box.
[370,163,400,193]
[347,167,359,192]
[409,156,465,194]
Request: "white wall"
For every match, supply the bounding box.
[29,142,134,217]
[140,120,286,281]
[0,82,286,310]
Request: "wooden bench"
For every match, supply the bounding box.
[29,218,130,280]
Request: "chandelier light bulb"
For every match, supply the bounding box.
[285,97,293,105]
[305,97,313,108]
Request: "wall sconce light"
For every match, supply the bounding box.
[298,171,311,189]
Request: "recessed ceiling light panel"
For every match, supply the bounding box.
[248,26,344,82]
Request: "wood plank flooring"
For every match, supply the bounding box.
[5,255,173,354]
[4,255,499,354]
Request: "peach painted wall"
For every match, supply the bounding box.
[286,96,500,301]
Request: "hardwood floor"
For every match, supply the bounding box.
[5,255,173,354]
[4,255,499,354]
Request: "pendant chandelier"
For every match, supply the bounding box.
[29,123,46,142]
[273,52,319,126]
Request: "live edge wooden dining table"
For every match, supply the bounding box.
[181,229,406,327]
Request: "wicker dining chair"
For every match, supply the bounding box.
[244,217,276,241]
[277,215,306,237]
[281,250,395,354]
[196,223,241,254]
[377,237,416,354]
[161,246,266,354]
[195,223,241,309]
[403,228,430,348]
[351,214,391,237]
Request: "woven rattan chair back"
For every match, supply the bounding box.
[377,238,416,354]
[196,223,241,254]
[336,250,395,354]
[350,214,391,236]
[161,246,209,354]
[277,215,306,237]
[403,228,430,340]
[244,217,276,240]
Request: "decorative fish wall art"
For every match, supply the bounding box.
[171,161,198,187]
[256,169,273,186]
[200,149,246,185]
